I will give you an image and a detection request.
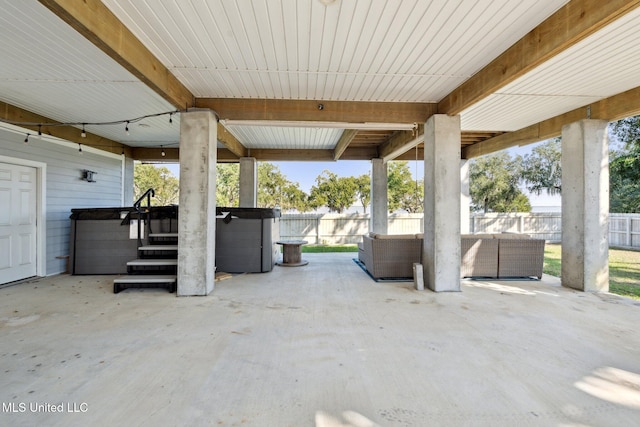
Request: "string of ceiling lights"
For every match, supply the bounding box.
[0,109,183,153]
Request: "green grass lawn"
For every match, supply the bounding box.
[301,244,359,253]
[300,243,640,300]
[545,243,640,299]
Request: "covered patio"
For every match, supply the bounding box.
[2,0,640,294]
[2,253,639,426]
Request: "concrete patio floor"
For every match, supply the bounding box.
[1,252,639,427]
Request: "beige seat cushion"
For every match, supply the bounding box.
[493,233,531,239]
[462,233,495,239]
[374,233,417,240]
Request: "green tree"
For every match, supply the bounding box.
[470,152,530,212]
[280,181,311,212]
[493,192,531,212]
[354,174,370,213]
[257,163,310,212]
[388,161,422,213]
[216,163,239,207]
[610,116,640,212]
[133,163,179,206]
[309,170,357,213]
[520,138,562,196]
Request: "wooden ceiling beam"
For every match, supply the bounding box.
[132,147,179,162]
[196,98,437,123]
[0,101,131,157]
[217,123,248,158]
[378,125,424,162]
[249,149,334,162]
[462,84,640,159]
[38,0,194,110]
[333,129,358,160]
[439,0,640,115]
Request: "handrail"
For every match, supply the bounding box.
[134,188,155,247]
[134,188,155,211]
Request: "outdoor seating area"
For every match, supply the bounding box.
[357,232,545,281]
[1,252,638,426]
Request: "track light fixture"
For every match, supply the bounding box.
[161,145,166,157]
[78,143,83,154]
[81,124,87,138]
[24,133,29,144]
[125,121,130,135]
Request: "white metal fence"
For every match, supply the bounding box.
[280,212,640,248]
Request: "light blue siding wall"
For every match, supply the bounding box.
[0,128,125,275]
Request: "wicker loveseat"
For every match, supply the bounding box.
[462,233,545,279]
[358,232,423,279]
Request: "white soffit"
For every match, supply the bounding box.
[102,0,568,102]
[0,0,178,147]
[461,6,640,132]
[224,125,342,150]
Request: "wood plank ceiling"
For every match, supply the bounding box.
[2,0,640,161]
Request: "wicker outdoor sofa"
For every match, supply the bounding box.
[358,232,545,280]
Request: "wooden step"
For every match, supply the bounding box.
[138,245,178,251]
[127,259,178,266]
[149,233,178,238]
[114,275,176,283]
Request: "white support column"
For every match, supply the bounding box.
[177,109,217,296]
[460,159,470,235]
[239,157,257,208]
[423,114,461,292]
[122,155,135,205]
[561,119,609,292]
[370,158,388,234]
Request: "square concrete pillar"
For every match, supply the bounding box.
[423,115,461,292]
[561,119,609,292]
[370,158,388,234]
[460,159,470,235]
[239,157,257,208]
[177,109,217,296]
[122,155,135,205]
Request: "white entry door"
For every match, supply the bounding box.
[0,162,37,284]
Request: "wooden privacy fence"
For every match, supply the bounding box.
[279,212,640,248]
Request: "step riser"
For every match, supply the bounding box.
[138,251,177,259]
[127,265,177,274]
[114,282,176,293]
[149,237,178,245]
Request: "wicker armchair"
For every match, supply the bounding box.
[461,235,499,278]
[497,237,545,279]
[359,234,423,279]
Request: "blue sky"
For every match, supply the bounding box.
[164,145,541,193]
[162,139,562,209]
